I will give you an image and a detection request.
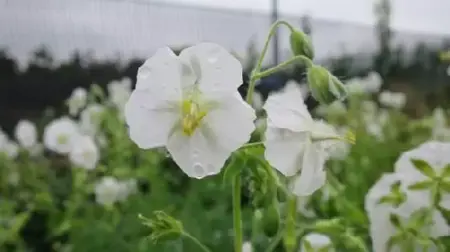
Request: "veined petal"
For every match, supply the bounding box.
[179,43,243,98]
[291,143,327,196]
[203,92,256,153]
[166,127,231,178]
[125,91,178,149]
[264,126,309,176]
[135,47,187,105]
[264,84,313,132]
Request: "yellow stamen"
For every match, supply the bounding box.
[181,99,207,136]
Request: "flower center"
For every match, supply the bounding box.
[181,98,207,136]
[57,134,68,145]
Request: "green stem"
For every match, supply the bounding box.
[254,55,313,80]
[263,226,285,252]
[183,233,213,252]
[232,175,243,252]
[246,20,295,104]
[283,195,297,252]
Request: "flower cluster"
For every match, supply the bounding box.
[125,42,352,197]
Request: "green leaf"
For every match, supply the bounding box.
[408,180,434,191]
[439,180,450,192]
[389,213,401,228]
[386,234,403,252]
[441,164,450,177]
[410,159,436,178]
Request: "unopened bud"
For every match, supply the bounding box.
[261,202,280,237]
[307,66,347,105]
[290,30,314,60]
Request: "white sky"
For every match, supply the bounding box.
[164,0,450,35]
[0,0,449,65]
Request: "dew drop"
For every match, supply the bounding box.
[192,162,206,178]
[138,67,151,79]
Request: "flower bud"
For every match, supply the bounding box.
[261,201,280,237]
[290,30,314,60]
[307,66,347,105]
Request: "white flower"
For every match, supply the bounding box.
[284,80,309,99]
[263,83,343,196]
[378,91,406,109]
[242,241,253,252]
[68,135,99,170]
[345,77,365,95]
[108,78,132,110]
[125,43,256,179]
[0,140,19,159]
[43,117,80,154]
[315,101,347,117]
[301,233,334,252]
[79,104,105,135]
[365,172,449,252]
[95,177,136,206]
[95,177,123,206]
[14,120,37,149]
[67,87,87,116]
[116,178,138,202]
[394,141,450,210]
[364,71,383,93]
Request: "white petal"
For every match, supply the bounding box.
[364,173,400,216]
[264,126,309,176]
[135,47,187,105]
[179,43,243,98]
[124,91,178,149]
[166,128,231,178]
[291,144,327,196]
[264,84,313,132]
[203,92,255,153]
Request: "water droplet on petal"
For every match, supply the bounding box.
[192,162,206,178]
[138,67,151,79]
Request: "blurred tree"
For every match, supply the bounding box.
[373,0,393,85]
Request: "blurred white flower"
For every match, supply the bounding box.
[364,71,383,93]
[264,83,344,196]
[431,108,450,140]
[0,140,19,159]
[116,178,138,202]
[300,233,334,252]
[394,141,450,210]
[79,104,105,135]
[125,44,255,179]
[328,139,351,160]
[14,120,37,149]
[95,177,136,206]
[365,172,449,252]
[95,177,123,206]
[366,123,384,140]
[67,87,87,116]
[43,117,80,154]
[108,78,132,111]
[68,135,99,170]
[242,241,253,252]
[345,77,365,95]
[378,91,406,109]
[315,101,347,117]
